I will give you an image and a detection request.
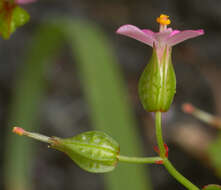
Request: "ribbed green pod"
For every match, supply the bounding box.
[138,46,176,112]
[51,131,120,173]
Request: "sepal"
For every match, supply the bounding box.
[138,46,176,112]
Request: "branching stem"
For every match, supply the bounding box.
[155,112,200,190]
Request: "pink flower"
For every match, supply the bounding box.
[15,0,36,5]
[116,14,204,59]
[116,14,204,112]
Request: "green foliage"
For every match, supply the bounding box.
[138,47,176,112]
[203,185,221,190]
[208,134,221,177]
[65,19,152,190]
[12,6,29,32]
[5,25,63,190]
[0,2,29,39]
[6,18,152,190]
[52,131,119,173]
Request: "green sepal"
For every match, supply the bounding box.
[0,2,29,39]
[51,131,120,173]
[138,46,176,112]
[203,185,221,190]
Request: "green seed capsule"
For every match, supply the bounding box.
[51,131,120,173]
[138,45,176,112]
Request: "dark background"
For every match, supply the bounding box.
[1,0,221,190]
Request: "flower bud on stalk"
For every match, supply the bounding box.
[116,14,204,112]
[13,127,120,173]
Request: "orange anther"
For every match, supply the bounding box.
[156,14,171,25]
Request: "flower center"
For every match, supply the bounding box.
[156,14,171,32]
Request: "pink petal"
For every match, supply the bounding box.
[154,28,173,43]
[167,29,204,46]
[15,0,36,4]
[169,30,180,37]
[142,29,154,36]
[116,25,155,47]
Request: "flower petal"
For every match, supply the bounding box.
[154,28,173,43]
[142,29,154,36]
[116,25,155,47]
[169,30,180,37]
[15,0,36,4]
[167,29,204,46]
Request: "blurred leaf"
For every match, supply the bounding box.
[203,185,221,190]
[5,18,152,190]
[208,134,221,177]
[0,1,29,39]
[5,24,63,190]
[63,19,152,190]
[12,6,30,30]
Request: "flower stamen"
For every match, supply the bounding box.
[156,14,171,26]
[156,14,171,32]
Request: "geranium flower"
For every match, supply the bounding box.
[116,14,204,112]
[116,14,204,60]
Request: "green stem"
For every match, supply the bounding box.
[118,155,162,164]
[23,131,51,144]
[12,127,52,144]
[163,159,199,190]
[155,112,165,157]
[155,112,200,190]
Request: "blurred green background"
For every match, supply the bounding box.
[1,0,221,190]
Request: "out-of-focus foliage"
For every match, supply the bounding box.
[5,18,152,190]
[0,1,29,39]
[5,24,64,190]
[64,19,152,190]
[208,135,221,177]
